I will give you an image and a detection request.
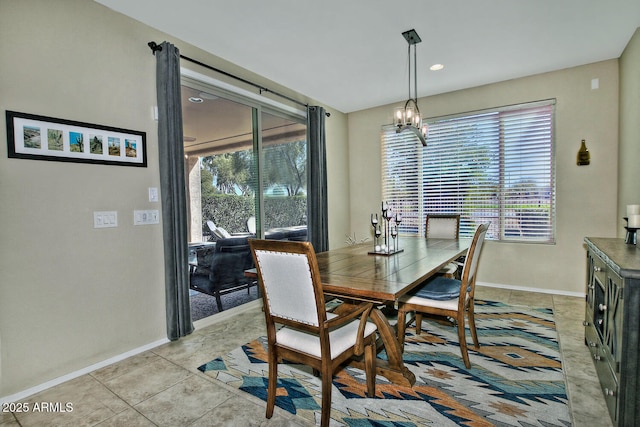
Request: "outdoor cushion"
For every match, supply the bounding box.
[213,226,232,239]
[410,276,461,301]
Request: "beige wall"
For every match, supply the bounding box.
[0,0,163,398]
[348,60,620,294]
[618,28,640,236]
[324,111,352,248]
[0,0,349,397]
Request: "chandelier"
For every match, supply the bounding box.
[394,29,428,146]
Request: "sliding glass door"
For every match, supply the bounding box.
[182,84,307,242]
[182,86,257,242]
[181,82,308,318]
[260,111,307,241]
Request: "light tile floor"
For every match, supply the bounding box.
[1,287,612,426]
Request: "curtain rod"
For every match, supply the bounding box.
[148,41,329,117]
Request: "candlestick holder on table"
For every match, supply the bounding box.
[624,217,638,245]
[625,227,638,245]
[395,212,402,252]
[369,201,404,256]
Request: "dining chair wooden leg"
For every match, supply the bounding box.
[320,365,333,427]
[365,338,377,397]
[266,347,278,419]
[415,313,423,335]
[468,301,480,349]
[457,313,471,369]
[397,307,408,350]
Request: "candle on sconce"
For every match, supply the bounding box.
[629,215,640,228]
[628,205,640,218]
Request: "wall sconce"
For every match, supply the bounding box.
[577,139,590,166]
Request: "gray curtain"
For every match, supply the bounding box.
[155,41,193,340]
[307,106,329,252]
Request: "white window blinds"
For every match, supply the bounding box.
[382,100,556,243]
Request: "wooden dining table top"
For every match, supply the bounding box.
[315,237,472,303]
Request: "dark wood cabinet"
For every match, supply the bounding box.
[584,238,640,427]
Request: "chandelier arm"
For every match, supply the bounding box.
[396,124,428,147]
[404,98,413,109]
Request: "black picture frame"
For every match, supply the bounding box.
[6,110,147,167]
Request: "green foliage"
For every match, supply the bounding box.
[263,141,306,195]
[201,194,306,234]
[202,194,253,233]
[262,195,307,229]
[198,141,307,234]
[200,168,218,198]
[201,151,254,196]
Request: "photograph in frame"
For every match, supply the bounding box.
[6,110,147,167]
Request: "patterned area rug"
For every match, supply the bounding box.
[197,300,571,426]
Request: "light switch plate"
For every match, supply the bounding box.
[134,209,159,225]
[148,187,158,202]
[94,211,118,228]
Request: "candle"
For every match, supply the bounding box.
[627,205,640,218]
[629,214,640,228]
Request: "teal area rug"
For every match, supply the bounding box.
[198,300,571,426]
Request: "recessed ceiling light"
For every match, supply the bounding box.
[188,96,203,103]
[430,64,444,71]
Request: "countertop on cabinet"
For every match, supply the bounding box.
[585,237,640,279]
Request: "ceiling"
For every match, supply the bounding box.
[181,85,306,155]
[96,0,639,114]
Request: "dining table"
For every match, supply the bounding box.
[246,236,472,387]
[313,236,472,386]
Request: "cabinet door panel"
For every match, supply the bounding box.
[604,272,623,378]
[585,322,600,360]
[586,253,596,315]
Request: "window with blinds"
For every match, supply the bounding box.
[382,100,556,243]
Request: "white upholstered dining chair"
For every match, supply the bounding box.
[426,214,461,278]
[398,222,490,368]
[248,239,378,427]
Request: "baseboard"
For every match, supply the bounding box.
[477,281,585,298]
[0,337,169,405]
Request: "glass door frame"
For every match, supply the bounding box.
[181,72,307,239]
